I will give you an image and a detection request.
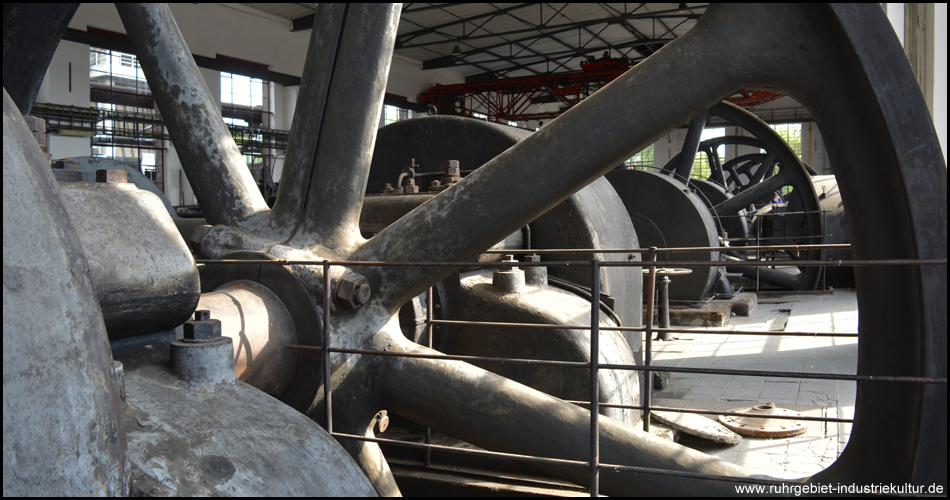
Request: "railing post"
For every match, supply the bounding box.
[323,260,333,433]
[425,286,434,468]
[590,259,601,497]
[643,247,657,432]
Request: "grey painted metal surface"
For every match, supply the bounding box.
[4,2,945,495]
[58,182,200,338]
[441,269,640,426]
[70,156,177,216]
[812,175,854,287]
[114,336,378,497]
[3,89,129,496]
[530,177,644,338]
[606,169,720,300]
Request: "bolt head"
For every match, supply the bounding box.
[336,272,371,309]
[183,319,222,341]
[444,159,460,175]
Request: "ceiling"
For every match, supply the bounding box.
[239,3,707,80]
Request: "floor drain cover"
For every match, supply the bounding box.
[718,402,809,437]
[652,411,742,445]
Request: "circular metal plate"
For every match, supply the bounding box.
[718,403,809,438]
[652,410,742,445]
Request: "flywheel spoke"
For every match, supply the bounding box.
[116,3,268,226]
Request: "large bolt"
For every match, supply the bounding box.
[442,159,462,185]
[170,310,233,385]
[51,158,82,183]
[336,272,372,309]
[493,255,525,294]
[444,159,460,176]
[51,158,80,170]
[523,253,548,286]
[182,310,222,342]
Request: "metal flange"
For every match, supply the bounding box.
[718,402,809,438]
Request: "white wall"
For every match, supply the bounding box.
[37,40,92,159]
[888,2,947,161]
[39,3,465,207]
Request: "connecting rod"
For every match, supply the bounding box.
[376,342,752,496]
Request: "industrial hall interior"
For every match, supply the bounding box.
[3,3,946,497]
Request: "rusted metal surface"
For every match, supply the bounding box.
[197,281,298,396]
[719,403,809,438]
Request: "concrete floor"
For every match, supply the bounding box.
[647,288,858,479]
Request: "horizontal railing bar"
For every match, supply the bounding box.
[331,432,806,487]
[565,401,855,423]
[429,318,860,337]
[286,345,946,384]
[196,257,945,267]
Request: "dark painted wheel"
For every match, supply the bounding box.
[660,102,823,290]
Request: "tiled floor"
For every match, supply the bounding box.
[647,288,858,479]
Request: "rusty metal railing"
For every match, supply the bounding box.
[197,244,947,495]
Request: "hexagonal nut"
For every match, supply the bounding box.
[183,319,222,341]
[189,225,213,254]
[444,159,460,176]
[336,272,371,309]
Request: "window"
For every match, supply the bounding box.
[625,144,655,169]
[220,72,270,128]
[89,47,165,187]
[692,127,726,181]
[767,123,803,160]
[382,104,409,126]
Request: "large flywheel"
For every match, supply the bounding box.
[660,102,824,291]
[4,3,945,496]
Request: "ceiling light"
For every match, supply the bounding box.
[452,43,461,55]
